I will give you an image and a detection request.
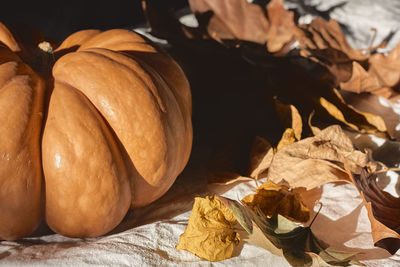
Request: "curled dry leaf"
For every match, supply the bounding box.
[274,99,302,141]
[340,91,400,139]
[241,180,310,223]
[221,197,359,266]
[268,125,369,189]
[317,89,387,134]
[345,166,400,255]
[189,0,296,53]
[176,196,240,261]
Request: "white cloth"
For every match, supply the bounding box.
[2,1,400,266]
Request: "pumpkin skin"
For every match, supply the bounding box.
[0,24,192,239]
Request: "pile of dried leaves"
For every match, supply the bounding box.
[141,0,400,265]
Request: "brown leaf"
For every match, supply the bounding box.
[242,180,310,223]
[297,16,400,99]
[268,125,368,189]
[248,136,274,179]
[340,91,400,139]
[346,167,400,255]
[298,17,367,62]
[340,61,382,93]
[317,88,387,134]
[176,196,240,261]
[338,42,400,98]
[297,17,368,85]
[368,41,400,90]
[274,99,302,140]
[189,0,296,53]
[264,0,296,53]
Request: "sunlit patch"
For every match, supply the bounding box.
[369,134,385,147]
[381,170,399,197]
[378,96,390,107]
[100,98,115,117]
[55,153,61,168]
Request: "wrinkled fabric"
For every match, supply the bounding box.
[2,1,400,266]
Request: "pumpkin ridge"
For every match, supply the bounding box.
[128,53,190,174]
[0,53,44,240]
[52,48,169,194]
[78,48,167,113]
[42,81,131,237]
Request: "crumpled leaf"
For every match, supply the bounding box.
[242,180,310,223]
[221,197,359,266]
[189,0,296,53]
[176,196,240,261]
[248,136,274,179]
[340,42,400,99]
[297,17,368,85]
[268,125,369,189]
[346,166,400,255]
[297,16,400,100]
[274,99,302,141]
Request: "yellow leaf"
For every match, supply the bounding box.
[276,128,296,151]
[242,180,310,223]
[317,89,387,134]
[319,97,359,131]
[274,99,302,140]
[176,196,240,261]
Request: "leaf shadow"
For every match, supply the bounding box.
[311,201,393,261]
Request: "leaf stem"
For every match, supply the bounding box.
[308,202,323,228]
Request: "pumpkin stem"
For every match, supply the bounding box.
[37,41,55,77]
[38,41,55,62]
[38,41,53,54]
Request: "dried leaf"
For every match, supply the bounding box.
[189,0,296,53]
[297,16,400,99]
[340,90,400,140]
[339,41,400,98]
[346,167,400,255]
[276,128,296,151]
[297,17,368,85]
[308,111,322,136]
[242,180,310,223]
[223,198,358,266]
[268,125,368,189]
[317,89,387,134]
[176,196,240,261]
[264,0,296,53]
[274,99,302,140]
[246,222,284,256]
[340,61,381,93]
[319,97,359,131]
[248,136,274,179]
[208,171,255,185]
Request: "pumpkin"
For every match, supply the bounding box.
[0,23,192,240]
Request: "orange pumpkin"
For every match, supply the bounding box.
[0,23,192,239]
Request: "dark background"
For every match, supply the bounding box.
[0,0,188,41]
